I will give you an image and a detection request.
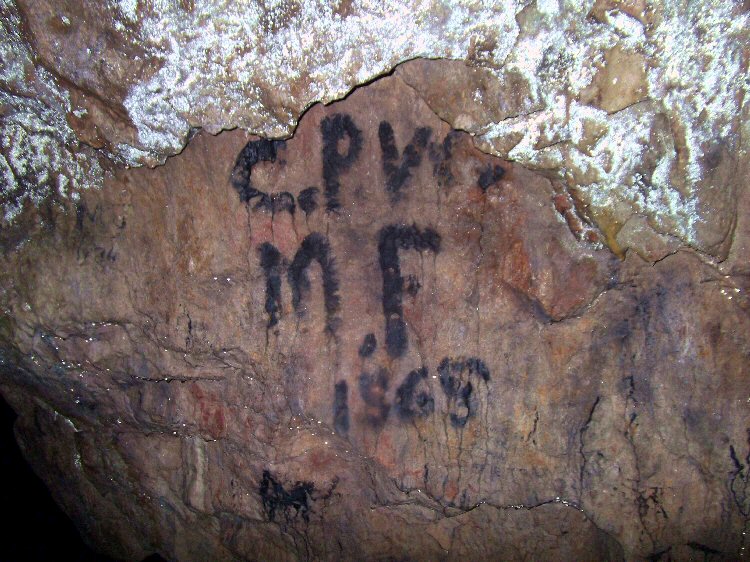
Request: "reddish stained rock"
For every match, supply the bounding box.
[0,72,748,561]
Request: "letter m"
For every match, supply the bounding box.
[258,233,341,335]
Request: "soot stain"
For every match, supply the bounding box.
[75,202,86,231]
[287,232,341,335]
[438,356,490,428]
[358,333,377,358]
[259,470,315,523]
[298,187,319,216]
[378,121,432,202]
[378,224,441,358]
[333,380,350,435]
[272,192,296,215]
[405,274,421,297]
[230,139,286,203]
[477,164,505,191]
[252,191,297,217]
[321,113,363,212]
[252,193,273,212]
[394,366,434,420]
[259,242,284,328]
[429,131,458,187]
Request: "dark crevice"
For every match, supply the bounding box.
[0,393,112,561]
[0,393,164,561]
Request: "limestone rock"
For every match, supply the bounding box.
[1,69,749,560]
[2,0,748,260]
[578,45,648,114]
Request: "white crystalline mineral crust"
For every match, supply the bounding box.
[476,0,748,246]
[1,0,748,253]
[120,0,522,157]
[0,0,103,222]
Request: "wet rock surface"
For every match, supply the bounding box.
[1,71,749,560]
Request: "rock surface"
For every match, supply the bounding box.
[1,67,749,560]
[1,0,749,257]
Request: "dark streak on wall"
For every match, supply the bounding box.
[230,139,286,203]
[298,187,319,216]
[259,470,315,522]
[258,242,285,328]
[358,333,377,358]
[321,114,363,212]
[438,357,490,428]
[288,233,341,335]
[477,164,505,191]
[378,121,432,202]
[394,366,434,420]
[378,224,441,358]
[333,380,350,435]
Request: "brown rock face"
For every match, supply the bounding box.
[1,72,749,560]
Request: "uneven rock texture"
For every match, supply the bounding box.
[1,0,749,257]
[1,71,750,560]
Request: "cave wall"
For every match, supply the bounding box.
[1,0,750,560]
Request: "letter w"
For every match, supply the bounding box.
[378,122,432,202]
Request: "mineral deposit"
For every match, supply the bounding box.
[0,0,749,560]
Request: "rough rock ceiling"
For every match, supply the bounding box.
[0,0,749,560]
[2,0,749,254]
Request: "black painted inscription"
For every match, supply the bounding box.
[297,186,319,216]
[321,113,363,212]
[258,233,341,334]
[259,470,315,522]
[230,139,286,203]
[478,164,505,191]
[232,115,500,434]
[378,122,432,201]
[394,366,434,420]
[254,191,296,215]
[358,368,390,427]
[378,224,441,358]
[333,380,350,435]
[438,357,490,428]
[258,243,284,328]
[358,333,377,358]
[428,130,458,186]
[338,356,490,429]
[288,233,341,334]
